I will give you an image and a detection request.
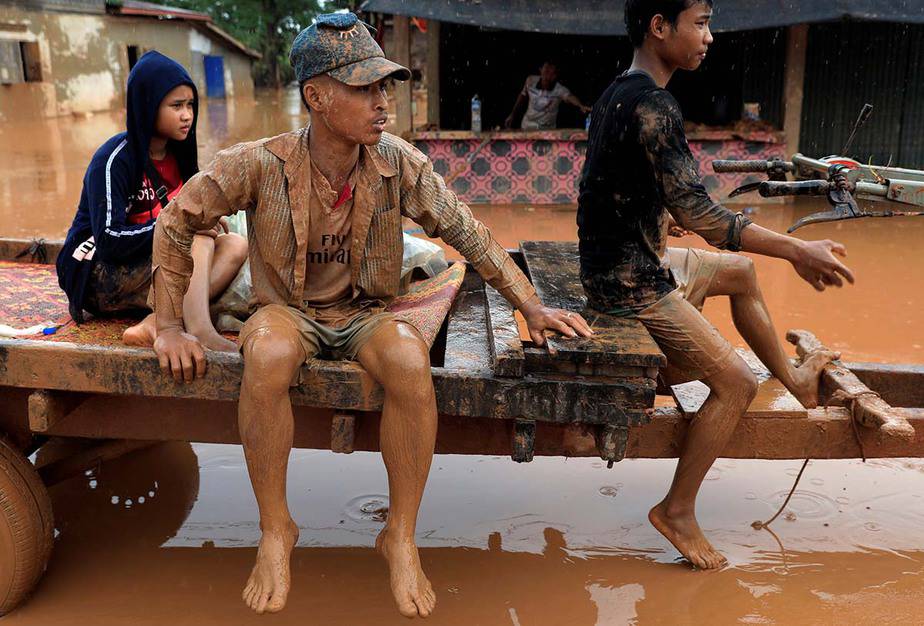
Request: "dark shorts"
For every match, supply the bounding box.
[84,257,152,316]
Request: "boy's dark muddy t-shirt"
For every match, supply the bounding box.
[577,71,751,315]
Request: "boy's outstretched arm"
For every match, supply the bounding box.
[399,149,593,345]
[152,145,257,381]
[738,225,854,291]
[638,92,854,291]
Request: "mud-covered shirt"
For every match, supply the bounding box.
[303,157,358,326]
[577,71,751,314]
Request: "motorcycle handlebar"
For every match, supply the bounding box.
[712,159,795,174]
[759,180,831,197]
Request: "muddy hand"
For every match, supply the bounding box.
[153,327,207,383]
[791,239,855,291]
[519,296,594,346]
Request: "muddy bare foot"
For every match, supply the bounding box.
[649,501,727,570]
[790,349,839,408]
[122,313,157,347]
[242,522,299,614]
[376,528,436,618]
[192,329,238,352]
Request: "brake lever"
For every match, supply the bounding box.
[729,181,762,197]
[787,174,864,232]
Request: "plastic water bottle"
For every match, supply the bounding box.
[471,94,482,134]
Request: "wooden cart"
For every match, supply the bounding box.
[1,239,921,615]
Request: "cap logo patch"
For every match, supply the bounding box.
[338,25,359,39]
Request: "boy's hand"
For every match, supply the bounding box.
[154,327,207,383]
[519,296,594,346]
[791,239,855,291]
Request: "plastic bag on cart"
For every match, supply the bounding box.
[401,232,448,292]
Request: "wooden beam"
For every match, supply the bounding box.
[484,285,525,377]
[26,393,924,460]
[426,19,440,127]
[392,15,413,136]
[843,361,924,408]
[331,412,356,454]
[512,418,536,462]
[28,389,85,433]
[787,330,914,440]
[520,241,665,369]
[783,24,808,159]
[443,270,493,372]
[0,339,652,425]
[595,424,628,467]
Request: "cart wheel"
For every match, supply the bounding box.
[0,438,54,616]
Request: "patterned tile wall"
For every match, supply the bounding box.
[414,136,784,205]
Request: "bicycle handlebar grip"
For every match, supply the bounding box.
[711,160,770,173]
[759,180,830,197]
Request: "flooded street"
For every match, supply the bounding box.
[3,91,924,625]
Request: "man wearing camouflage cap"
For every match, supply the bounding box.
[150,12,592,618]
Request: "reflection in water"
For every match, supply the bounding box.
[6,445,924,625]
[40,440,200,550]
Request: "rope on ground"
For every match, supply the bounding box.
[751,458,810,530]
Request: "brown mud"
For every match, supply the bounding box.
[2,90,924,624]
[7,443,924,625]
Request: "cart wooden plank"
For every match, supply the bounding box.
[485,284,525,377]
[519,241,665,369]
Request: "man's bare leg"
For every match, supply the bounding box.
[356,322,438,618]
[707,255,837,407]
[649,356,757,569]
[238,330,305,614]
[182,233,246,352]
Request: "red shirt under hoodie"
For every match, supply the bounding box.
[126,153,183,224]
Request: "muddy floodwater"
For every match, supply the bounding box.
[2,91,924,625]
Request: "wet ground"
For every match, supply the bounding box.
[2,91,924,625]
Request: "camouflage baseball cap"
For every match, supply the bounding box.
[289,12,411,86]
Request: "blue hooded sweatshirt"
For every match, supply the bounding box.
[57,51,199,322]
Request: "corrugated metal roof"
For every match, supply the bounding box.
[800,22,924,168]
[360,0,924,35]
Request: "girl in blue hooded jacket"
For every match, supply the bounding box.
[57,51,247,351]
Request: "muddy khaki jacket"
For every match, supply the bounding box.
[152,129,537,319]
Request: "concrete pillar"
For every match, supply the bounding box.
[392,15,413,136]
[426,19,440,128]
[782,24,809,159]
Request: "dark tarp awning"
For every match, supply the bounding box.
[360,0,924,35]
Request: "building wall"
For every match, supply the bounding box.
[0,6,255,122]
[800,22,924,168]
